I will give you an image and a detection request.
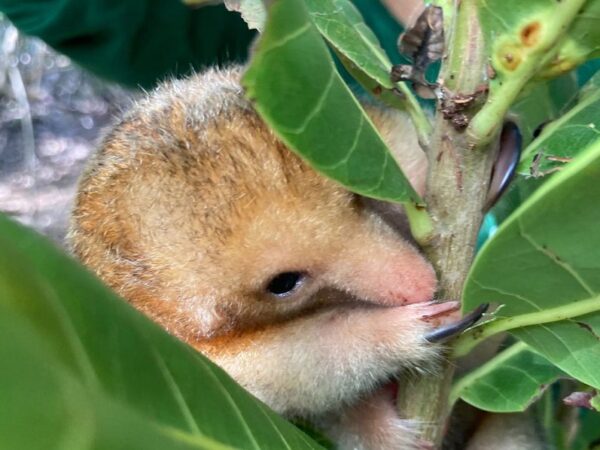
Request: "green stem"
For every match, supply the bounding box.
[467,0,588,146]
[453,294,600,358]
[395,1,493,447]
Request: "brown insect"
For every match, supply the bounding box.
[530,151,572,178]
[391,5,444,100]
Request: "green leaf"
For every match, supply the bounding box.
[462,139,600,389]
[305,0,393,89]
[303,0,432,145]
[452,342,564,413]
[0,214,323,450]
[548,0,600,77]
[224,0,396,90]
[242,0,421,204]
[518,71,600,176]
[220,0,399,92]
[478,0,600,80]
[0,308,230,450]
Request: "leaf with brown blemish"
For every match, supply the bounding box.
[478,0,600,79]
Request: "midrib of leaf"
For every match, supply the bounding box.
[454,293,600,357]
[353,33,393,80]
[327,23,392,80]
[306,0,433,145]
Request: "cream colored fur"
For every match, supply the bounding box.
[69,67,452,449]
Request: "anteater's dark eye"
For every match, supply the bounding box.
[266,272,305,296]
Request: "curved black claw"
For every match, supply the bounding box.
[425,303,489,343]
[484,121,522,212]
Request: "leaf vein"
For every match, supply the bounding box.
[287,69,336,135]
[517,219,596,296]
[471,278,542,311]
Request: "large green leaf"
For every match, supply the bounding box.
[462,139,600,389]
[0,306,230,450]
[0,214,323,450]
[242,0,421,204]
[452,342,564,413]
[478,0,600,80]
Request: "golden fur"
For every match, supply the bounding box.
[69,67,447,449]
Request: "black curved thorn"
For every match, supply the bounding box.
[425,303,489,343]
[484,121,522,211]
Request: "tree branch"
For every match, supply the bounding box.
[395,0,496,446]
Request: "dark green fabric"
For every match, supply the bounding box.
[0,0,256,88]
[0,0,404,89]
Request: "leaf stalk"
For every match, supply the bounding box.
[452,294,600,358]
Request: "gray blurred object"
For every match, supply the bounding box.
[0,15,135,244]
